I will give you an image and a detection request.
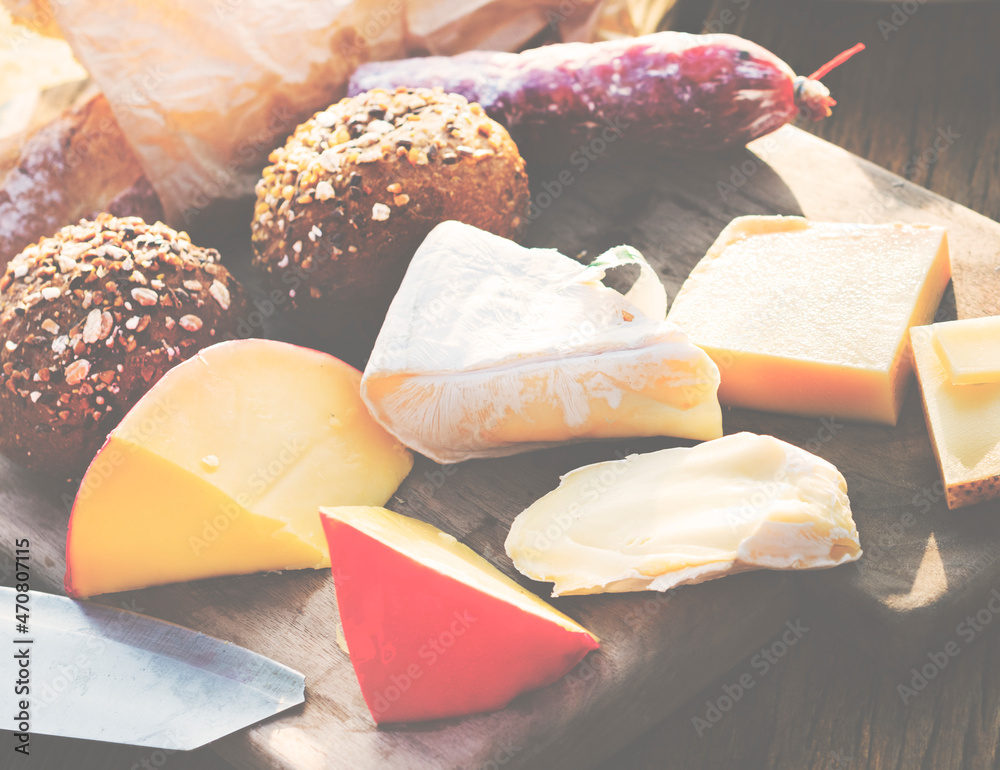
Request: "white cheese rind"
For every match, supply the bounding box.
[362,221,722,463]
[505,432,861,596]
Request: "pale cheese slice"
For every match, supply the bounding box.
[361,221,722,464]
[911,324,1000,509]
[505,432,861,596]
[930,316,1000,385]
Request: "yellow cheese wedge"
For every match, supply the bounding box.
[505,432,861,596]
[911,324,1000,510]
[65,339,413,597]
[362,221,722,464]
[930,316,1000,385]
[666,216,951,425]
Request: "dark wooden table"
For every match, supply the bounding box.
[3,0,999,767]
[598,0,1000,768]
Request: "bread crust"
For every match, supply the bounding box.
[251,87,529,357]
[0,91,163,272]
[0,214,246,476]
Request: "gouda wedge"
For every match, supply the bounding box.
[65,339,413,597]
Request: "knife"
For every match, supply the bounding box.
[2,588,305,749]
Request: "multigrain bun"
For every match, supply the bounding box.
[251,87,529,357]
[0,215,246,476]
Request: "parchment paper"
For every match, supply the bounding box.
[3,0,671,225]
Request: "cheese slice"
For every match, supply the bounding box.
[505,432,861,596]
[65,339,413,597]
[930,316,1000,385]
[911,324,1000,510]
[320,506,599,723]
[666,216,951,425]
[361,221,722,464]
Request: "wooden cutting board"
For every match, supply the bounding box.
[2,124,998,768]
[518,124,1000,669]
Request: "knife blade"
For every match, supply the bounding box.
[2,588,305,749]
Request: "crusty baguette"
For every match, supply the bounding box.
[0,87,162,270]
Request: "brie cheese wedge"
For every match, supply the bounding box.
[361,221,722,463]
[505,432,861,596]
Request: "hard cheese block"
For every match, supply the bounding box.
[319,506,599,724]
[65,339,413,597]
[506,432,861,596]
[666,216,951,424]
[911,324,1000,509]
[362,220,722,464]
[931,316,1000,385]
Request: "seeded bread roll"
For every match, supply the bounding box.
[0,214,246,477]
[251,87,529,357]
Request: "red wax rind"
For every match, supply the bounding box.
[320,512,599,724]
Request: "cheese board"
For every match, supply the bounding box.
[2,123,1000,769]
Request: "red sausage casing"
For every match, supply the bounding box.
[348,33,835,154]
